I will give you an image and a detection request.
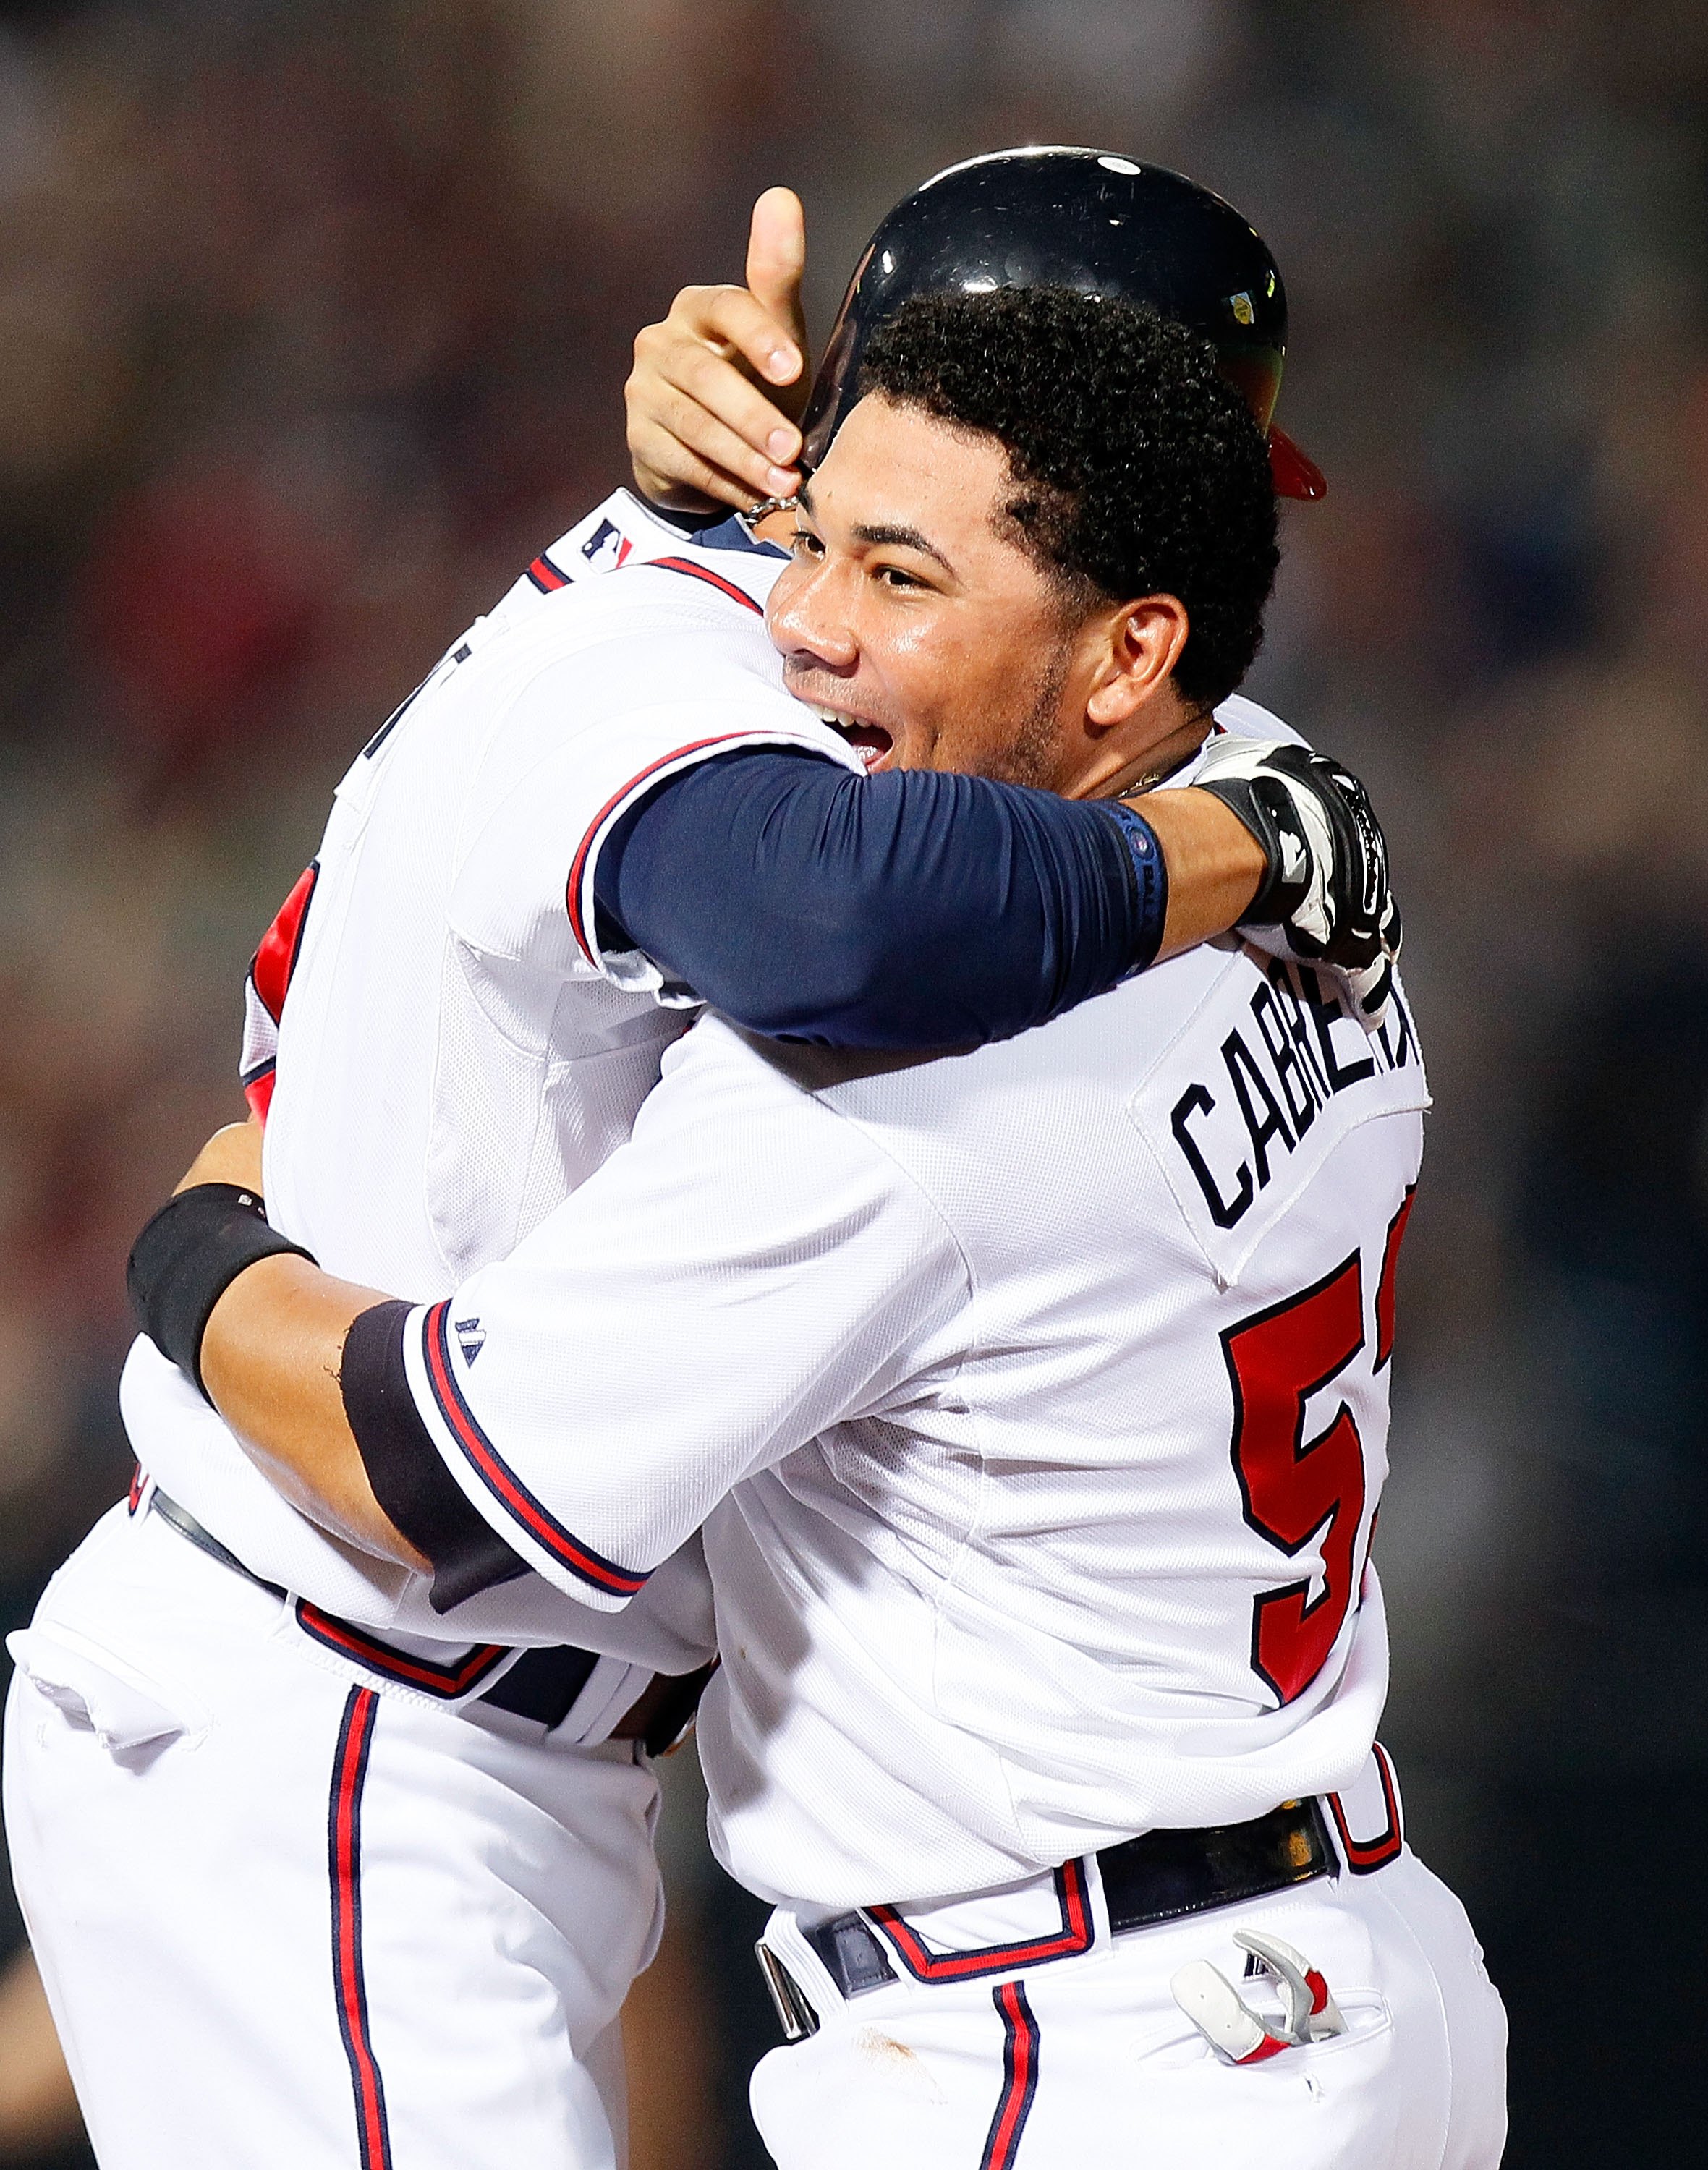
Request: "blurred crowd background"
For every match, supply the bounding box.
[0,0,1704,2163]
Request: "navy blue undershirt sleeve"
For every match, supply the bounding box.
[592,746,1168,1050]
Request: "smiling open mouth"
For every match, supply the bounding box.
[815,707,894,772]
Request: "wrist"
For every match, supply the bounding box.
[1136,788,1265,961]
[127,1184,316,1402]
[1102,801,1170,971]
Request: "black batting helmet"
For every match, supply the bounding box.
[801,146,1325,501]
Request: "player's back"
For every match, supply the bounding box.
[258,521,819,1291]
[120,494,840,1630]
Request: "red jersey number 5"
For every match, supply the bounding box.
[1223,1253,1368,1706]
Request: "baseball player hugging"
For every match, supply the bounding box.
[5,150,1498,2170]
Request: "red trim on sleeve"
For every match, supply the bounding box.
[419,1301,650,1599]
[251,862,320,1025]
[562,732,766,961]
[242,1059,277,1123]
[526,550,571,593]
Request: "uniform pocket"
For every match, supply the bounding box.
[7,1625,209,1756]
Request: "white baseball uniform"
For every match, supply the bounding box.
[320,746,1505,2163]
[4,476,1481,2170]
[5,490,865,2170]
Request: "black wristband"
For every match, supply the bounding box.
[1193,771,1313,927]
[127,1183,316,1403]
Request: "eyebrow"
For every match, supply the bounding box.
[852,522,957,576]
[794,477,958,580]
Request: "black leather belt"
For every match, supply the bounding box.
[1100,1797,1332,1933]
[768,1797,1334,2030]
[152,1486,284,1596]
[148,1487,607,1733]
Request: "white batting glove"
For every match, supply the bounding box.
[1190,737,1402,1031]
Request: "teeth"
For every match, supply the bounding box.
[806,702,885,767]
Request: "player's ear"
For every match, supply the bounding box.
[1085,596,1190,731]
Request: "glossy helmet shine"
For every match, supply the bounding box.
[800,146,1325,501]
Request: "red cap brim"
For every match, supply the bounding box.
[1269,424,1327,501]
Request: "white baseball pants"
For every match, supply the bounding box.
[752,1788,1506,2170]
[4,1501,663,2169]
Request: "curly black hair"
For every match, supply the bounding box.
[857,288,1279,710]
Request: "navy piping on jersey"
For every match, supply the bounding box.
[979,1981,1042,2170]
[329,1688,394,2170]
[526,549,572,593]
[361,670,433,760]
[341,1298,530,1614]
[867,1859,1093,1985]
[564,731,762,962]
[420,1300,650,1599]
[296,1602,511,1699]
[239,1052,276,1095]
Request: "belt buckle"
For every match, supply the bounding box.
[755,1942,820,2043]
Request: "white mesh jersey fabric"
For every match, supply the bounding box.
[394,910,1427,1906]
[122,489,846,1658]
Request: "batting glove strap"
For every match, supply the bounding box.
[1193,740,1401,972]
[127,1182,315,1404]
[1197,766,1318,931]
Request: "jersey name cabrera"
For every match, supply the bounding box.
[385,733,1427,1904]
[119,490,854,1651]
[710,958,1427,1905]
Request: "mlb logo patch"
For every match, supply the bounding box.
[579,519,632,571]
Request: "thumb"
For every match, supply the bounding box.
[744,187,809,389]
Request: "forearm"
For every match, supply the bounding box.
[199,1254,426,1573]
[1142,788,1267,961]
[598,752,1258,1048]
